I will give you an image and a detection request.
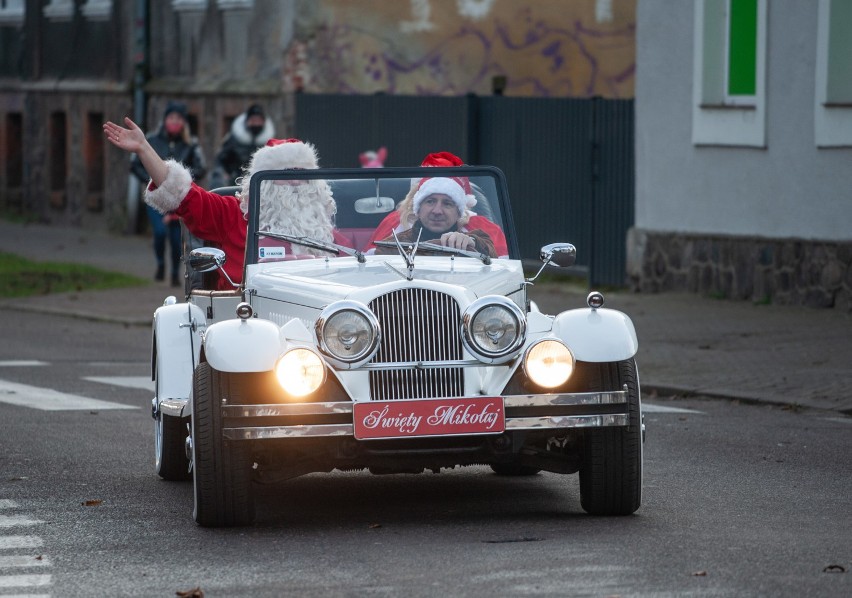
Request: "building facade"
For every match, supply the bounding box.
[632,0,852,309]
[0,0,635,233]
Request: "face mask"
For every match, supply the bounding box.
[165,122,184,136]
[247,125,264,137]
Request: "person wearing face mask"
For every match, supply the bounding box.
[130,101,207,286]
[211,104,275,188]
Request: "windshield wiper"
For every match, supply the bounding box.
[259,231,366,263]
[373,240,491,265]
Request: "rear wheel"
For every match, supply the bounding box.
[579,359,643,515]
[191,363,255,527]
[155,411,191,481]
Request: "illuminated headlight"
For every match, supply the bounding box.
[462,296,526,361]
[316,300,380,364]
[275,348,326,397]
[523,340,575,389]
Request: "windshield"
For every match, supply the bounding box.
[245,167,517,267]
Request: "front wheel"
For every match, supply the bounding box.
[579,359,643,515]
[191,363,255,527]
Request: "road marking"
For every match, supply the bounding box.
[0,555,50,567]
[643,403,702,414]
[0,516,42,528]
[0,361,48,367]
[0,379,137,411]
[0,500,19,509]
[0,536,43,549]
[0,574,52,589]
[83,376,153,392]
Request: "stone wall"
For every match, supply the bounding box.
[627,229,852,311]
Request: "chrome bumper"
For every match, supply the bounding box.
[221,390,631,441]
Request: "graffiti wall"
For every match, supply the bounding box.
[287,0,635,98]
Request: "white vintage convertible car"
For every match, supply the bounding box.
[151,165,642,527]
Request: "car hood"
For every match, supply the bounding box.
[246,255,526,308]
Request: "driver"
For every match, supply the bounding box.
[374,173,497,258]
[104,117,350,290]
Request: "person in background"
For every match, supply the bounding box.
[211,104,275,188]
[130,101,206,286]
[105,117,348,291]
[359,146,387,168]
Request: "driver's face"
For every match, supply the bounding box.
[417,194,460,233]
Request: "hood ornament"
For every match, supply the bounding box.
[391,228,422,281]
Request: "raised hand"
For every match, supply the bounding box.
[103,117,146,154]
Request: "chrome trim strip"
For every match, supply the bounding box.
[506,414,629,429]
[362,359,483,370]
[503,391,627,407]
[159,398,188,417]
[223,423,353,440]
[222,402,353,417]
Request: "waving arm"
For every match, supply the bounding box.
[103,117,169,187]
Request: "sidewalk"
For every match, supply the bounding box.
[2,219,851,415]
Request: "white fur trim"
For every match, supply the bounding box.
[412,177,466,215]
[248,140,318,173]
[230,112,275,145]
[145,159,192,213]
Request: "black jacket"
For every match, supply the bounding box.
[130,129,207,184]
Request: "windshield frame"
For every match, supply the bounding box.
[245,166,518,268]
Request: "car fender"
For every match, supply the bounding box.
[204,318,282,372]
[552,307,638,362]
[153,302,206,410]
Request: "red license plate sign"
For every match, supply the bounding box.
[353,397,505,440]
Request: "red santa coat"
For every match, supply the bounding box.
[146,159,349,290]
[363,210,509,258]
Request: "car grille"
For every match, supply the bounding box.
[368,288,464,400]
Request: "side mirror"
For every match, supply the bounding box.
[540,243,576,268]
[188,247,226,273]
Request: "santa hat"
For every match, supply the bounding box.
[411,151,476,214]
[246,138,319,174]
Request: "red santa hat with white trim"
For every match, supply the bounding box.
[411,152,477,215]
[247,137,319,173]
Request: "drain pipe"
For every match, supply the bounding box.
[126,0,149,233]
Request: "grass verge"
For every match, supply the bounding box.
[0,252,147,298]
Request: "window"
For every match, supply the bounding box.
[50,112,67,208]
[81,0,112,21]
[44,0,74,22]
[0,0,24,25]
[692,0,767,147]
[85,113,105,212]
[815,0,852,147]
[5,112,22,189]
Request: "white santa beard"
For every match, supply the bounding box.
[240,179,337,256]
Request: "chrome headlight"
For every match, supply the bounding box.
[523,339,574,389]
[275,348,326,397]
[462,296,526,361]
[315,300,380,364]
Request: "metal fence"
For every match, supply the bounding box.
[296,94,634,286]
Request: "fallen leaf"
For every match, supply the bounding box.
[82,499,102,507]
[369,523,382,529]
[176,588,204,597]
[35,555,43,561]
[692,571,707,577]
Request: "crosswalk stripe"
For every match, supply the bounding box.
[0,574,52,588]
[0,500,19,509]
[0,536,43,550]
[0,555,50,567]
[0,379,137,411]
[0,361,48,367]
[83,376,153,392]
[0,516,42,528]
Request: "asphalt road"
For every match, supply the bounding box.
[0,312,850,597]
